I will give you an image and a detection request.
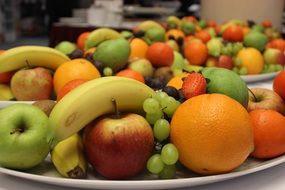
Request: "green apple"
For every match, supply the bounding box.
[0,103,52,169]
[0,84,14,100]
[202,67,249,107]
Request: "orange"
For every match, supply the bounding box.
[166,73,189,90]
[77,32,90,50]
[194,30,211,43]
[236,48,264,74]
[170,94,254,175]
[115,69,145,83]
[184,42,208,65]
[57,79,88,101]
[222,25,244,42]
[129,38,149,61]
[165,29,185,41]
[267,38,285,53]
[273,70,285,101]
[146,42,174,67]
[53,58,101,94]
[249,109,285,159]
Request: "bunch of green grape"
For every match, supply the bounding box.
[143,90,181,125]
[143,90,181,179]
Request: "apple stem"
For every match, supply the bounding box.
[248,88,258,102]
[25,60,31,68]
[111,98,120,119]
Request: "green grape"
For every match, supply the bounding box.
[143,98,161,114]
[267,64,276,73]
[232,42,243,55]
[153,119,170,142]
[146,110,164,125]
[275,64,284,72]
[161,143,179,165]
[160,96,180,117]
[159,164,176,179]
[146,154,165,174]
[103,67,113,76]
[153,91,168,105]
[239,67,248,75]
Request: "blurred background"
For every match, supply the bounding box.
[0,0,284,49]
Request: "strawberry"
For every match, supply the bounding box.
[181,72,207,99]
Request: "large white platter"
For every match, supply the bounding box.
[1,154,285,190]
[240,72,279,83]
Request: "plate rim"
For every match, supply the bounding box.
[240,71,279,83]
[1,154,285,190]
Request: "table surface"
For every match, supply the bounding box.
[0,79,283,190]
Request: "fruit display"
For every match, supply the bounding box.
[0,15,285,184]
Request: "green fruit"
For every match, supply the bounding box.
[93,38,130,73]
[171,51,185,71]
[54,41,77,55]
[243,31,268,52]
[206,38,223,57]
[0,103,52,169]
[144,28,166,44]
[181,21,196,35]
[202,67,249,107]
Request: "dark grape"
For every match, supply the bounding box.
[92,60,104,74]
[144,77,166,90]
[162,86,180,100]
[133,30,145,38]
[68,49,84,59]
[84,53,94,62]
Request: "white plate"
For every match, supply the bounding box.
[240,72,279,83]
[0,101,34,108]
[1,154,285,190]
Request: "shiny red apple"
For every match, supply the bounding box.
[83,113,154,179]
[248,87,285,115]
[10,67,53,101]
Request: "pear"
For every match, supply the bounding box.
[93,38,130,73]
[32,99,56,116]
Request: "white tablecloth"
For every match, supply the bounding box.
[1,79,283,190]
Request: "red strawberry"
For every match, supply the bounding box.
[181,72,207,99]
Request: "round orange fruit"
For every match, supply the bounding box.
[170,93,254,175]
[53,58,101,94]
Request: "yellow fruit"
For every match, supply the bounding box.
[236,48,264,74]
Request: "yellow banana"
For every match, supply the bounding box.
[84,28,122,50]
[0,46,70,73]
[49,76,155,146]
[50,133,87,179]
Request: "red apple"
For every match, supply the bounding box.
[248,87,285,115]
[83,113,154,179]
[10,67,53,101]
